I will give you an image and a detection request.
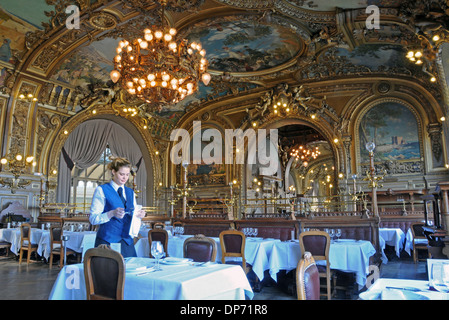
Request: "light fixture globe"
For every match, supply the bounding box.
[110,25,210,107]
[365,141,376,153]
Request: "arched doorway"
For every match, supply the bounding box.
[55,119,152,206]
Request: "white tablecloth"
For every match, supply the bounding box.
[0,228,47,255]
[379,228,405,258]
[359,278,449,300]
[49,257,253,300]
[267,239,376,286]
[404,228,428,256]
[38,231,97,260]
[135,235,280,281]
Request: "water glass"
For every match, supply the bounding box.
[151,241,165,271]
[430,262,449,292]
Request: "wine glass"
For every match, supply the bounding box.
[254,228,258,238]
[151,241,165,271]
[329,229,335,241]
[336,229,342,240]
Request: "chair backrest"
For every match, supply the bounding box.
[411,222,426,239]
[296,252,320,300]
[298,230,330,263]
[50,226,63,249]
[183,234,217,262]
[83,245,125,300]
[20,223,32,244]
[153,222,165,229]
[219,229,246,268]
[148,229,169,258]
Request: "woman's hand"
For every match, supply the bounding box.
[135,209,146,219]
[108,207,125,219]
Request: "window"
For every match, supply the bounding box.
[70,145,112,211]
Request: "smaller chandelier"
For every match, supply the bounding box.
[290,145,320,168]
[110,21,210,106]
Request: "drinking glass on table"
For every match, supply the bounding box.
[430,262,449,292]
[329,229,335,240]
[336,229,342,240]
[151,241,165,271]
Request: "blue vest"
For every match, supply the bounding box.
[96,183,135,245]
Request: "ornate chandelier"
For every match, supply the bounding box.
[110,2,210,106]
[290,145,320,168]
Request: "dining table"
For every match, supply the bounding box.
[48,257,254,300]
[0,227,48,255]
[359,278,449,300]
[134,234,280,281]
[37,230,97,260]
[379,228,406,261]
[267,239,376,287]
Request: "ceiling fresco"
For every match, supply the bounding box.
[182,15,304,73]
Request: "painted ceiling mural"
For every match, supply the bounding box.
[183,15,304,73]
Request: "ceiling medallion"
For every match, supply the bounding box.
[110,0,210,108]
[88,12,118,31]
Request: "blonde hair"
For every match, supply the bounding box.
[107,157,131,172]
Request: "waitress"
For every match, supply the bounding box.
[89,157,145,257]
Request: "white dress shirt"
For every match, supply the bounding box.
[89,180,139,226]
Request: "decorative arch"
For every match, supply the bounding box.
[46,107,160,206]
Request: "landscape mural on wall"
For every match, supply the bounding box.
[359,102,421,164]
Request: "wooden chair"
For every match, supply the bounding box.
[49,226,76,268]
[299,230,333,299]
[411,222,431,263]
[19,223,38,264]
[0,240,11,257]
[148,229,169,258]
[296,252,320,300]
[219,229,247,273]
[83,245,125,300]
[153,222,165,229]
[183,234,217,262]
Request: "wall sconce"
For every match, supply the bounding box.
[0,153,36,193]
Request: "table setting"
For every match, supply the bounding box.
[360,259,449,300]
[134,233,280,281]
[49,240,254,300]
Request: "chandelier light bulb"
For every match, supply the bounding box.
[144,33,153,41]
[140,41,148,49]
[202,73,211,85]
[155,31,163,39]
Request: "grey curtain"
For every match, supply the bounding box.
[56,119,147,205]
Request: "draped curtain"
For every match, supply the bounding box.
[56,119,147,205]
